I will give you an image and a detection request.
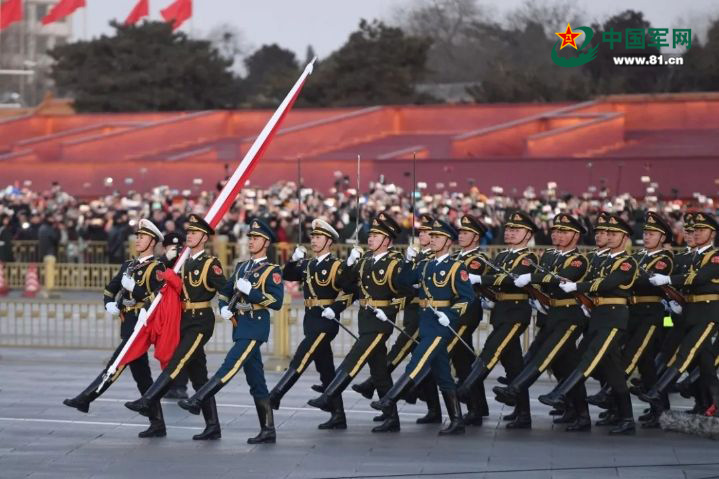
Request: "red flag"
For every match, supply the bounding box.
[160,0,191,30]
[0,0,23,30]
[124,0,148,26]
[41,0,85,26]
[119,269,182,369]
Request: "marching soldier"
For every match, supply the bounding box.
[540,214,638,435]
[458,210,539,429]
[640,212,719,417]
[351,214,437,423]
[587,212,674,428]
[63,219,166,438]
[125,215,226,441]
[268,219,347,430]
[178,219,284,444]
[370,219,474,435]
[494,214,590,431]
[307,212,405,433]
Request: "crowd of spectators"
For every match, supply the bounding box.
[1,176,715,263]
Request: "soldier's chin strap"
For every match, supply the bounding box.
[370,235,390,254]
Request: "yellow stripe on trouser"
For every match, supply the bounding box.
[171,333,204,379]
[391,330,419,367]
[539,325,577,372]
[410,336,442,379]
[221,340,258,383]
[487,323,521,369]
[297,333,326,373]
[679,323,716,373]
[446,325,468,353]
[583,328,618,378]
[625,325,657,374]
[349,333,384,377]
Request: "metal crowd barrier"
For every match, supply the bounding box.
[0,297,538,359]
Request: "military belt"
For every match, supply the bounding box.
[418,299,451,308]
[549,298,578,307]
[304,298,335,308]
[687,294,719,303]
[592,297,627,306]
[495,293,529,301]
[410,297,421,304]
[359,299,392,308]
[629,295,663,304]
[182,301,212,311]
[123,304,144,312]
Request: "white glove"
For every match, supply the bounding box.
[436,311,450,327]
[468,274,482,285]
[530,299,547,315]
[669,300,683,315]
[374,308,389,322]
[649,274,671,286]
[235,277,252,294]
[105,302,120,316]
[291,246,306,262]
[405,246,418,261]
[513,273,532,288]
[121,274,136,292]
[165,246,178,261]
[321,307,336,320]
[581,305,591,318]
[347,247,363,266]
[220,306,233,320]
[661,299,670,313]
[481,298,495,310]
[559,282,577,293]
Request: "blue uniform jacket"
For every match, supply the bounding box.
[218,258,284,342]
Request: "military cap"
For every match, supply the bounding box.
[693,212,718,231]
[551,213,586,235]
[311,218,339,241]
[505,210,538,233]
[431,219,458,241]
[370,211,401,240]
[137,218,164,243]
[643,212,673,242]
[186,214,214,235]
[162,231,184,248]
[594,211,610,231]
[604,213,633,235]
[458,214,487,236]
[417,213,435,231]
[683,212,695,231]
[248,218,278,242]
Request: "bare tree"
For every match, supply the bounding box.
[206,23,251,75]
[505,0,586,39]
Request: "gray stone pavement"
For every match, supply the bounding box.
[0,347,718,479]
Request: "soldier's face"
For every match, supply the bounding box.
[186,230,206,249]
[684,229,696,247]
[643,230,663,250]
[606,231,626,249]
[310,234,329,253]
[504,226,527,245]
[135,233,154,254]
[556,229,577,248]
[367,232,388,251]
[458,230,476,248]
[418,230,431,247]
[550,229,560,246]
[429,233,450,252]
[595,230,608,248]
[693,227,714,246]
[248,235,267,255]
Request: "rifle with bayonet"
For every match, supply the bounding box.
[526,258,595,311]
[475,254,552,308]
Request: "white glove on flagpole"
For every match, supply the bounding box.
[220,306,233,320]
[347,247,363,266]
[236,277,252,294]
[405,246,418,261]
[291,246,306,262]
[105,302,120,316]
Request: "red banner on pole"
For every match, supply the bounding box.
[0,0,23,30]
[41,0,85,26]
[125,0,149,26]
[160,0,191,30]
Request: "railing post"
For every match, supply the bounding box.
[43,255,57,298]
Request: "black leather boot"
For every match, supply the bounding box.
[463,384,484,426]
[268,367,300,410]
[438,390,465,435]
[502,408,518,421]
[586,384,613,409]
[416,381,442,424]
[608,393,635,435]
[457,358,489,402]
[372,402,400,433]
[506,410,532,429]
[595,408,620,426]
[63,371,112,413]
[351,377,376,400]
[553,405,577,424]
[311,384,325,393]
[308,370,352,412]
[637,366,680,410]
[565,411,591,432]
[247,397,276,444]
[318,395,347,430]
[193,396,221,440]
[125,371,173,417]
[493,366,540,407]
[677,368,700,399]
[640,405,661,428]
[138,401,166,438]
[373,411,388,422]
[178,376,224,415]
[370,374,413,412]
[538,369,584,410]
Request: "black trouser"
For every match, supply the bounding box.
[480,319,528,411]
[163,310,215,392]
[667,321,719,394]
[575,327,627,396]
[386,310,420,371]
[289,330,338,388]
[104,336,154,394]
[337,332,391,396]
[621,318,661,390]
[525,320,583,379]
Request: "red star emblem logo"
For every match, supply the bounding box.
[555,23,582,50]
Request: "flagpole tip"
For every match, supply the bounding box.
[305,56,318,75]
